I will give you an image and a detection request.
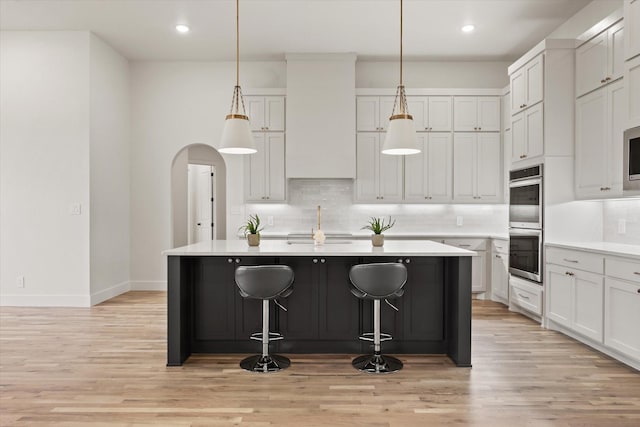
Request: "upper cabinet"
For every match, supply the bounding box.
[355,133,404,202]
[453,96,501,132]
[510,54,544,115]
[453,133,502,203]
[407,96,453,132]
[356,96,395,131]
[245,96,285,132]
[576,20,624,98]
[244,133,286,202]
[511,103,544,163]
[625,0,640,60]
[404,133,453,202]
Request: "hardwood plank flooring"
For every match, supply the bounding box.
[1,292,638,426]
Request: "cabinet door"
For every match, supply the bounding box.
[492,251,509,301]
[476,133,501,202]
[278,257,319,339]
[453,133,476,201]
[379,96,397,131]
[266,134,286,201]
[193,258,236,341]
[525,54,544,108]
[407,97,426,131]
[477,97,501,131]
[318,258,360,340]
[546,264,573,329]
[472,251,486,293]
[524,102,544,159]
[510,67,526,114]
[245,96,266,131]
[403,257,444,340]
[427,96,452,131]
[379,145,404,202]
[245,133,267,201]
[576,87,608,198]
[356,133,379,201]
[264,96,285,131]
[607,79,626,195]
[573,270,604,342]
[511,111,526,163]
[403,135,427,201]
[608,22,625,83]
[426,133,453,202]
[357,97,380,131]
[454,96,478,131]
[576,30,608,97]
[627,56,640,127]
[626,0,640,60]
[604,277,640,360]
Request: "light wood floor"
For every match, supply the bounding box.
[1,292,639,426]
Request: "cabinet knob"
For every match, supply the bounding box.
[405,258,411,264]
[227,258,234,263]
[425,127,429,130]
[397,258,403,263]
[478,127,481,130]
[313,258,318,264]
[235,258,241,264]
[605,77,611,81]
[320,258,326,263]
[600,79,606,84]
[565,271,574,276]
[380,196,384,199]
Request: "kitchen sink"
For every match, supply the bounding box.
[286,240,352,245]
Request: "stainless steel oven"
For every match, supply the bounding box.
[509,228,543,282]
[623,126,640,191]
[509,165,543,229]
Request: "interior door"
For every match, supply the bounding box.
[188,164,214,243]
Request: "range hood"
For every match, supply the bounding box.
[285,53,356,179]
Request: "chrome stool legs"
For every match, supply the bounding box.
[352,299,403,373]
[240,300,290,373]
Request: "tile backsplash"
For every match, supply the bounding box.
[603,198,640,245]
[245,179,508,236]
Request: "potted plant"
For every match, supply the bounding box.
[361,216,395,247]
[239,214,264,247]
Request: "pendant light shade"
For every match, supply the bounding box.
[381,0,420,156]
[219,0,256,155]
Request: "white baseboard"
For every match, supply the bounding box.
[90,281,130,306]
[0,294,91,307]
[130,281,166,291]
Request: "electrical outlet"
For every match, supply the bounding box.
[618,219,626,234]
[69,203,82,215]
[16,276,25,288]
[267,216,274,226]
[456,216,463,227]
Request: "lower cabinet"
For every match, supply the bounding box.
[604,262,640,361]
[491,239,509,303]
[443,238,487,293]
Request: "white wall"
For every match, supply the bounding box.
[0,31,91,306]
[603,199,640,245]
[547,0,623,39]
[89,34,131,305]
[356,61,511,88]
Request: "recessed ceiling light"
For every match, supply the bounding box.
[461,24,475,33]
[176,24,190,33]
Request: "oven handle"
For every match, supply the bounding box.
[509,177,541,188]
[509,228,542,237]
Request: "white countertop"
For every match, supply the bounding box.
[546,241,640,260]
[163,239,477,257]
[257,231,509,240]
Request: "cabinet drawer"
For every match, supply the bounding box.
[605,257,640,283]
[510,277,543,315]
[546,247,604,274]
[443,238,487,251]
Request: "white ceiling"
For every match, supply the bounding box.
[0,0,593,62]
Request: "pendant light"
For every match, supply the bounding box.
[381,0,420,156]
[219,0,256,154]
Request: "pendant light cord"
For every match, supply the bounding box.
[400,0,403,88]
[236,0,240,87]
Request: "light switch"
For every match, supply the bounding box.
[267,216,274,226]
[69,203,82,215]
[456,216,463,227]
[618,219,626,234]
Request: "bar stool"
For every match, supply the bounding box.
[349,262,407,373]
[234,265,294,373]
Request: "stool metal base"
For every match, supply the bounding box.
[240,354,290,373]
[352,354,403,374]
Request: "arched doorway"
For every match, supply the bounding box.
[171,144,227,247]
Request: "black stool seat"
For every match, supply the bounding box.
[349,262,407,374]
[235,265,294,373]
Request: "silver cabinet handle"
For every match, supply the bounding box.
[517,293,530,300]
[459,244,471,247]
[563,258,579,263]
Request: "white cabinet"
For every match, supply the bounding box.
[491,239,509,303]
[510,275,543,316]
[626,55,640,127]
[625,0,640,60]
[453,133,502,202]
[511,102,543,164]
[444,239,487,293]
[408,96,453,132]
[356,96,395,131]
[510,54,544,115]
[575,79,626,199]
[244,134,286,202]
[604,256,640,361]
[245,96,285,132]
[453,96,501,132]
[355,133,403,202]
[404,133,452,202]
[545,250,605,342]
[576,20,624,98]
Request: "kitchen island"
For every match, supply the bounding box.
[163,240,474,367]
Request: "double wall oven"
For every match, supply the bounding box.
[509,165,543,283]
